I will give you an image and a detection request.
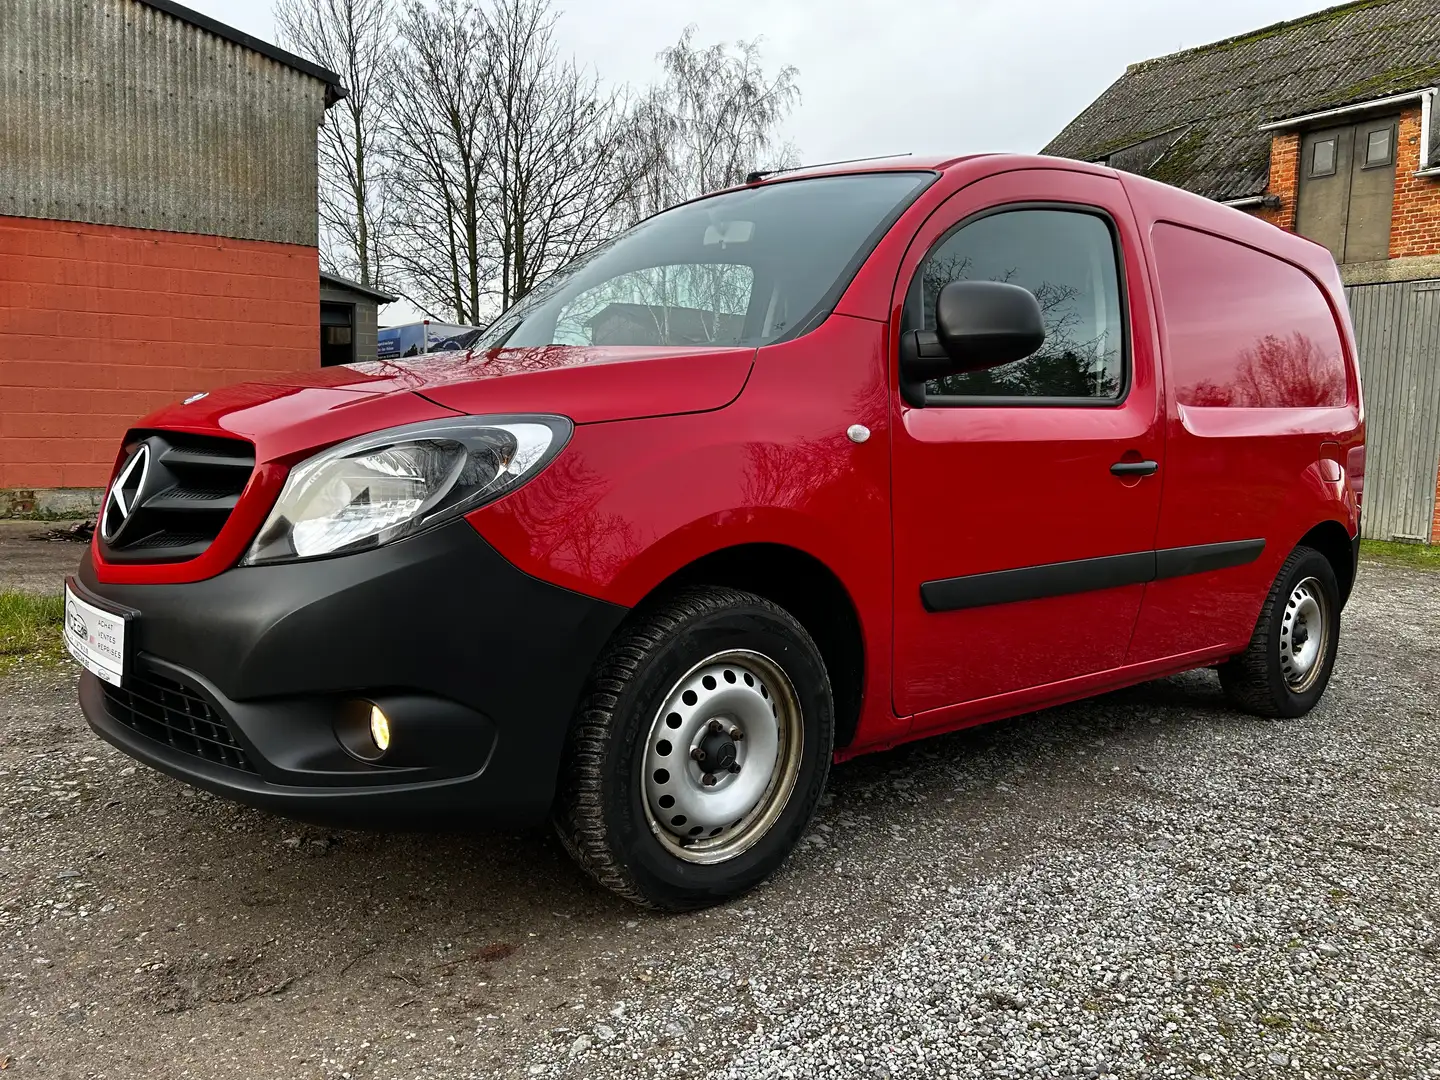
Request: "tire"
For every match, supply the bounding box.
[553,586,834,911]
[1219,545,1341,718]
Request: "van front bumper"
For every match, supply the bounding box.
[74,520,627,827]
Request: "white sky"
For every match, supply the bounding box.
[193,0,1337,162]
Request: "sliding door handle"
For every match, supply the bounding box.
[1111,459,1158,477]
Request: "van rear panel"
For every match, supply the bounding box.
[1119,172,1362,663]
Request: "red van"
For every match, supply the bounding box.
[66,155,1364,910]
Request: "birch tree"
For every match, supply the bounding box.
[628,26,800,220]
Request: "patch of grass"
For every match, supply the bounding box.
[0,589,69,668]
[1360,539,1440,569]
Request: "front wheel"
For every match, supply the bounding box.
[1219,545,1341,717]
[553,586,834,910]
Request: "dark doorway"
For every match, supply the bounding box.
[321,302,356,366]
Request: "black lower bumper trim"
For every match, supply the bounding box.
[75,520,627,826]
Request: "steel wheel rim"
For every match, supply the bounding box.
[1279,576,1329,693]
[641,649,804,865]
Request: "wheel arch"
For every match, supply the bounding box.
[641,543,866,751]
[1297,519,1357,606]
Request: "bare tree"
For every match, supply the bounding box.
[478,0,646,310]
[628,26,800,220]
[275,0,394,287]
[384,0,492,323]
[373,4,801,325]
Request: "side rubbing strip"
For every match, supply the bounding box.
[921,539,1266,613]
[1154,539,1265,580]
[920,551,1156,613]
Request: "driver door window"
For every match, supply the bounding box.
[903,209,1126,401]
[554,264,755,347]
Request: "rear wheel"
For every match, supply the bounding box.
[553,586,833,910]
[1219,546,1340,717]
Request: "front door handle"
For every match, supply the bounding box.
[1111,459,1158,477]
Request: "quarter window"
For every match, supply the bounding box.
[902,209,1125,400]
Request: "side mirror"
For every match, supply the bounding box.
[899,280,1046,406]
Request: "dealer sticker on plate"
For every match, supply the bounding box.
[63,582,127,686]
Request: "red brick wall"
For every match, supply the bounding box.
[1256,132,1300,231]
[1433,464,1440,545]
[0,216,318,490]
[1390,109,1440,258]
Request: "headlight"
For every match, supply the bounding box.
[243,415,570,565]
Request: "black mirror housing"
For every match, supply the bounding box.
[899,281,1046,406]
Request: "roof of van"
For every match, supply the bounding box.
[1042,0,1440,202]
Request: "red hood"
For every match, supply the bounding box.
[133,344,756,462]
[264,345,754,421]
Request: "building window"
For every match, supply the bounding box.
[320,302,356,366]
[1295,116,1400,264]
[1364,125,1393,167]
[1310,137,1337,177]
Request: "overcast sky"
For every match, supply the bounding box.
[194,0,1336,162]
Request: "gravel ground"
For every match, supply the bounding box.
[0,557,1437,1078]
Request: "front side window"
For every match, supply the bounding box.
[902,208,1126,400]
[480,172,933,350]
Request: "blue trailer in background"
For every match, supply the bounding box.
[376,320,483,360]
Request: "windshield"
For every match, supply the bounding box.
[478,172,933,350]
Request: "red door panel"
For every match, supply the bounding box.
[889,169,1166,722]
[1126,222,1360,663]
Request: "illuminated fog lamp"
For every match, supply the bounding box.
[369,704,391,754]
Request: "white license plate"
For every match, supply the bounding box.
[63,582,128,686]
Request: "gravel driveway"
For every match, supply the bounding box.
[1,556,1437,1078]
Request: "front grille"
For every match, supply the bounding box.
[99,432,255,564]
[102,670,256,773]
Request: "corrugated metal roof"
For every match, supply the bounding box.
[1043,0,1440,201]
[137,0,345,101]
[0,0,328,245]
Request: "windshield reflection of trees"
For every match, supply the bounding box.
[554,263,755,348]
[1181,332,1345,407]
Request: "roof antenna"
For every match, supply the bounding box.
[745,153,913,184]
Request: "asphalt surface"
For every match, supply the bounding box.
[0,551,1437,1078]
[0,520,89,595]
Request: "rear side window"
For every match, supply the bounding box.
[1152,224,1347,408]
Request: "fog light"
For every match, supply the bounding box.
[369,704,391,753]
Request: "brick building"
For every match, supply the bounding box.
[1045,0,1440,543]
[0,0,345,514]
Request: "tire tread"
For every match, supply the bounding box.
[1219,545,1336,717]
[552,586,825,909]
